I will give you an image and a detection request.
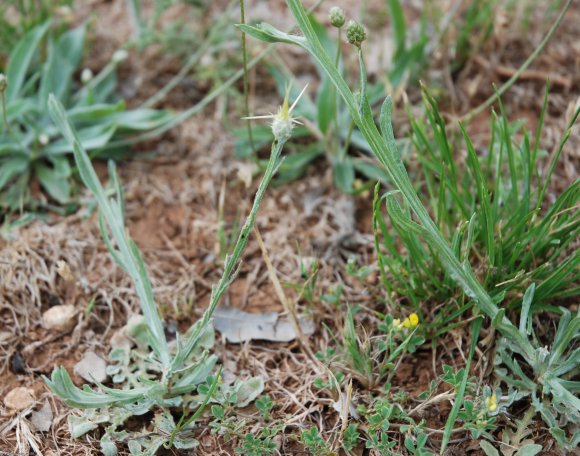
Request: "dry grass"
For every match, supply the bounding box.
[1,0,579,454]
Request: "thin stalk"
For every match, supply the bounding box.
[440,317,482,452]
[282,0,534,360]
[461,0,574,122]
[332,27,342,154]
[0,90,9,133]
[172,135,287,370]
[340,120,354,162]
[240,0,256,153]
[167,366,223,448]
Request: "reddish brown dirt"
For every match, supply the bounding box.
[1,0,579,455]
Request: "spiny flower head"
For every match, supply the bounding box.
[244,84,308,142]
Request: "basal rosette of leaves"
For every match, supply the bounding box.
[0,20,172,213]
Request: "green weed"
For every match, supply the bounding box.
[242,0,579,449]
[0,21,171,213]
[43,79,301,452]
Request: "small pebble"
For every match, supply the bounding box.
[9,352,26,374]
[42,304,77,332]
[4,387,35,411]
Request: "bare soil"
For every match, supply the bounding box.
[1,0,579,455]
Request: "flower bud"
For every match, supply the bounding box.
[346,20,366,48]
[329,6,345,28]
[39,133,50,146]
[54,6,74,23]
[112,49,128,64]
[81,68,93,84]
[0,74,7,93]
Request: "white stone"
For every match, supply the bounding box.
[42,305,77,332]
[4,387,35,411]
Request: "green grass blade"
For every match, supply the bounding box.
[47,94,170,366]
[441,317,482,452]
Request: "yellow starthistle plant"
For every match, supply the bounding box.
[243,84,308,142]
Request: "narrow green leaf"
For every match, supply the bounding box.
[6,21,50,101]
[387,0,407,55]
[441,318,482,452]
[519,283,535,335]
[479,441,499,456]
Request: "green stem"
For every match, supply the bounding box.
[284,0,534,361]
[332,27,342,155]
[1,91,9,133]
[340,120,354,161]
[240,0,256,153]
[167,366,223,448]
[172,135,287,370]
[441,317,482,452]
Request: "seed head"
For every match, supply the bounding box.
[0,74,7,93]
[346,20,366,48]
[329,6,346,28]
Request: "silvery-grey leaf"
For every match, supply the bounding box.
[213,307,315,343]
[74,351,108,384]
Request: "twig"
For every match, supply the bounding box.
[473,55,572,89]
[461,0,574,122]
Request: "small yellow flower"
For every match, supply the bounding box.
[392,318,403,330]
[402,313,419,329]
[485,393,498,413]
